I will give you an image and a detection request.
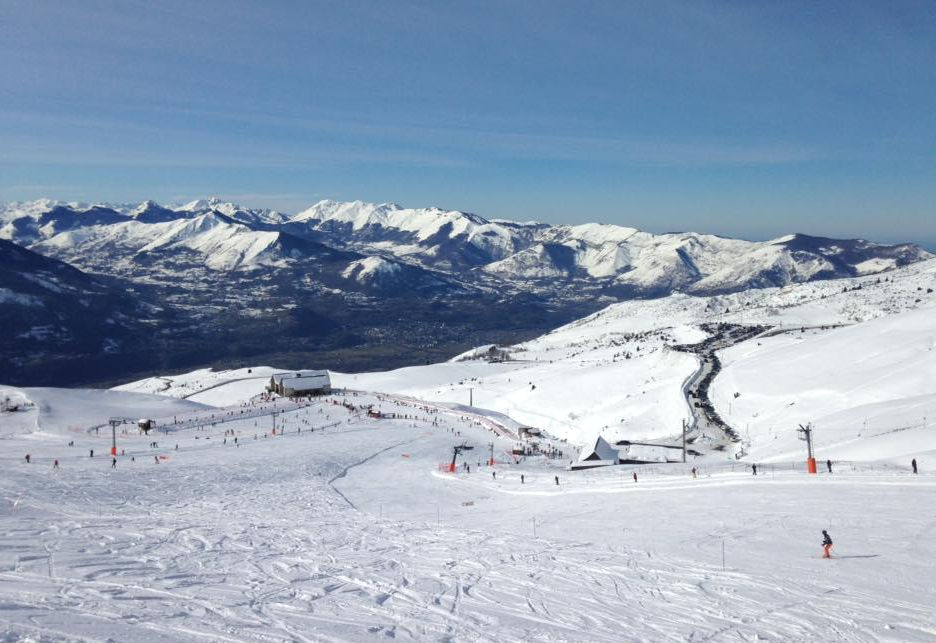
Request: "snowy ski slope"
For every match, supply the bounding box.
[1,388,935,640]
[711,304,936,463]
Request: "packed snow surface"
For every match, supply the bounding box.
[712,304,936,462]
[1,384,935,641]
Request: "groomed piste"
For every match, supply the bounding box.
[1,384,935,641]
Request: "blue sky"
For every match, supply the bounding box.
[2,0,935,246]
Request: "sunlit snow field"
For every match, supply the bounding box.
[1,388,935,641]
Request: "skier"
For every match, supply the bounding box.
[521,474,525,484]
[821,530,833,558]
[826,459,832,474]
[24,454,30,464]
[492,471,496,480]
[90,449,94,458]
[691,467,697,479]
[633,472,638,483]
[112,457,117,469]
[554,475,559,486]
[912,458,918,474]
[154,455,160,464]
[752,463,757,476]
[53,459,59,469]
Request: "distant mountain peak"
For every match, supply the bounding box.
[179,196,229,212]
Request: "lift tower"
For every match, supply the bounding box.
[797,423,816,474]
[449,443,474,473]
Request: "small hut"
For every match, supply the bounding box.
[570,435,620,470]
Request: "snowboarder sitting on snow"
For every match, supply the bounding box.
[821,530,833,558]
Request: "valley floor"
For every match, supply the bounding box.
[2,391,935,641]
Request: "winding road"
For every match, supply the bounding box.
[673,323,770,453]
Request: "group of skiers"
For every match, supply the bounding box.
[749,458,921,476]
[751,458,835,475]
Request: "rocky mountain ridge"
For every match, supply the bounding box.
[1,197,930,386]
[3,198,928,298]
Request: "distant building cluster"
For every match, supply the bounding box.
[267,370,332,397]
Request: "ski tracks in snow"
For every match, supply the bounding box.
[2,411,935,640]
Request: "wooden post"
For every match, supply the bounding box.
[681,418,687,463]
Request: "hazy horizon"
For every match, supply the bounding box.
[2,1,935,249]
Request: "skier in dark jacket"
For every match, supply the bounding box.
[821,530,833,558]
[826,459,832,473]
[912,458,918,474]
[751,463,757,476]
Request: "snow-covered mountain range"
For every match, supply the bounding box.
[3,197,929,296]
[1,197,931,385]
[291,200,930,295]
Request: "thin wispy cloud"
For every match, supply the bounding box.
[1,0,934,243]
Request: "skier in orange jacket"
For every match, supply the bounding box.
[821,530,833,558]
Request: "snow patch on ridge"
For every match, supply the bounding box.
[342,256,402,280]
